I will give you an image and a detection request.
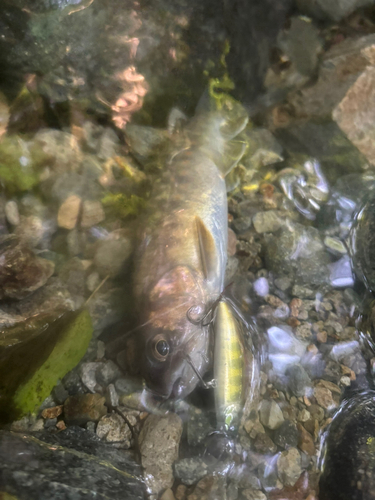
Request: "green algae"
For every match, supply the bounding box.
[101,193,146,220]
[0,493,19,500]
[12,309,92,417]
[0,137,39,193]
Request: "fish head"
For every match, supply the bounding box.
[140,321,210,402]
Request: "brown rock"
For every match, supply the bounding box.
[313,387,335,410]
[175,485,187,500]
[161,489,176,500]
[316,330,327,343]
[290,298,303,318]
[81,200,105,228]
[297,423,315,456]
[56,420,66,430]
[64,393,107,425]
[269,471,309,500]
[285,34,375,165]
[41,405,63,419]
[332,65,375,164]
[58,195,81,229]
[139,413,183,495]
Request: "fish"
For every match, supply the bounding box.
[133,96,248,402]
[213,299,246,433]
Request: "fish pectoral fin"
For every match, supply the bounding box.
[195,216,218,282]
[208,133,248,179]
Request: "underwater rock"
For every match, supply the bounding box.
[242,128,283,171]
[57,194,82,230]
[285,34,375,166]
[0,427,144,499]
[96,411,136,448]
[94,231,133,278]
[64,393,107,426]
[274,420,299,449]
[174,457,209,486]
[296,0,374,21]
[349,195,375,290]
[319,391,375,500]
[277,447,302,486]
[259,400,284,430]
[0,235,54,300]
[81,200,105,228]
[264,221,330,288]
[139,413,183,495]
[4,201,19,226]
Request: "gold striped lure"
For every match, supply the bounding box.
[213,299,246,433]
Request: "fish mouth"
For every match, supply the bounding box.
[141,376,184,413]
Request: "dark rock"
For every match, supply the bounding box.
[319,391,375,500]
[187,405,213,447]
[273,420,299,449]
[0,427,144,499]
[0,235,54,300]
[296,0,374,22]
[253,432,277,454]
[286,364,311,398]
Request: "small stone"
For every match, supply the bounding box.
[52,382,69,405]
[96,412,134,447]
[340,376,351,387]
[5,201,20,226]
[275,277,292,292]
[30,419,45,432]
[297,410,311,423]
[297,423,315,456]
[253,210,283,233]
[41,405,63,419]
[253,432,277,454]
[56,420,66,431]
[309,404,325,422]
[324,236,347,255]
[96,340,106,359]
[44,417,57,429]
[57,195,81,230]
[80,362,101,393]
[273,420,299,449]
[81,200,105,228]
[96,360,122,386]
[317,330,327,343]
[248,421,266,439]
[174,458,208,486]
[105,384,119,407]
[277,448,302,486]
[259,400,284,430]
[175,485,187,500]
[242,490,267,500]
[161,489,176,500]
[253,277,269,297]
[232,216,252,233]
[139,413,183,495]
[64,393,107,425]
[313,387,335,410]
[286,364,311,397]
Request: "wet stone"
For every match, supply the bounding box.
[273,420,299,449]
[286,364,311,397]
[94,234,133,278]
[259,400,284,430]
[313,386,335,410]
[139,413,183,495]
[241,490,267,500]
[81,200,105,228]
[105,384,119,408]
[0,427,144,499]
[96,411,135,447]
[253,432,277,454]
[64,393,107,426]
[253,210,283,234]
[115,378,144,396]
[174,457,209,486]
[297,424,316,456]
[57,195,81,230]
[79,362,102,393]
[0,235,55,300]
[277,447,302,487]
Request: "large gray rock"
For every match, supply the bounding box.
[0,427,145,499]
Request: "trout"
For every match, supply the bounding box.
[133,97,248,401]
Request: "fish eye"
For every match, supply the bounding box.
[154,338,170,361]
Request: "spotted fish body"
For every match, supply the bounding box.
[133,97,249,402]
[214,299,245,433]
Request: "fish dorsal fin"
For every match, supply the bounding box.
[195,216,217,282]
